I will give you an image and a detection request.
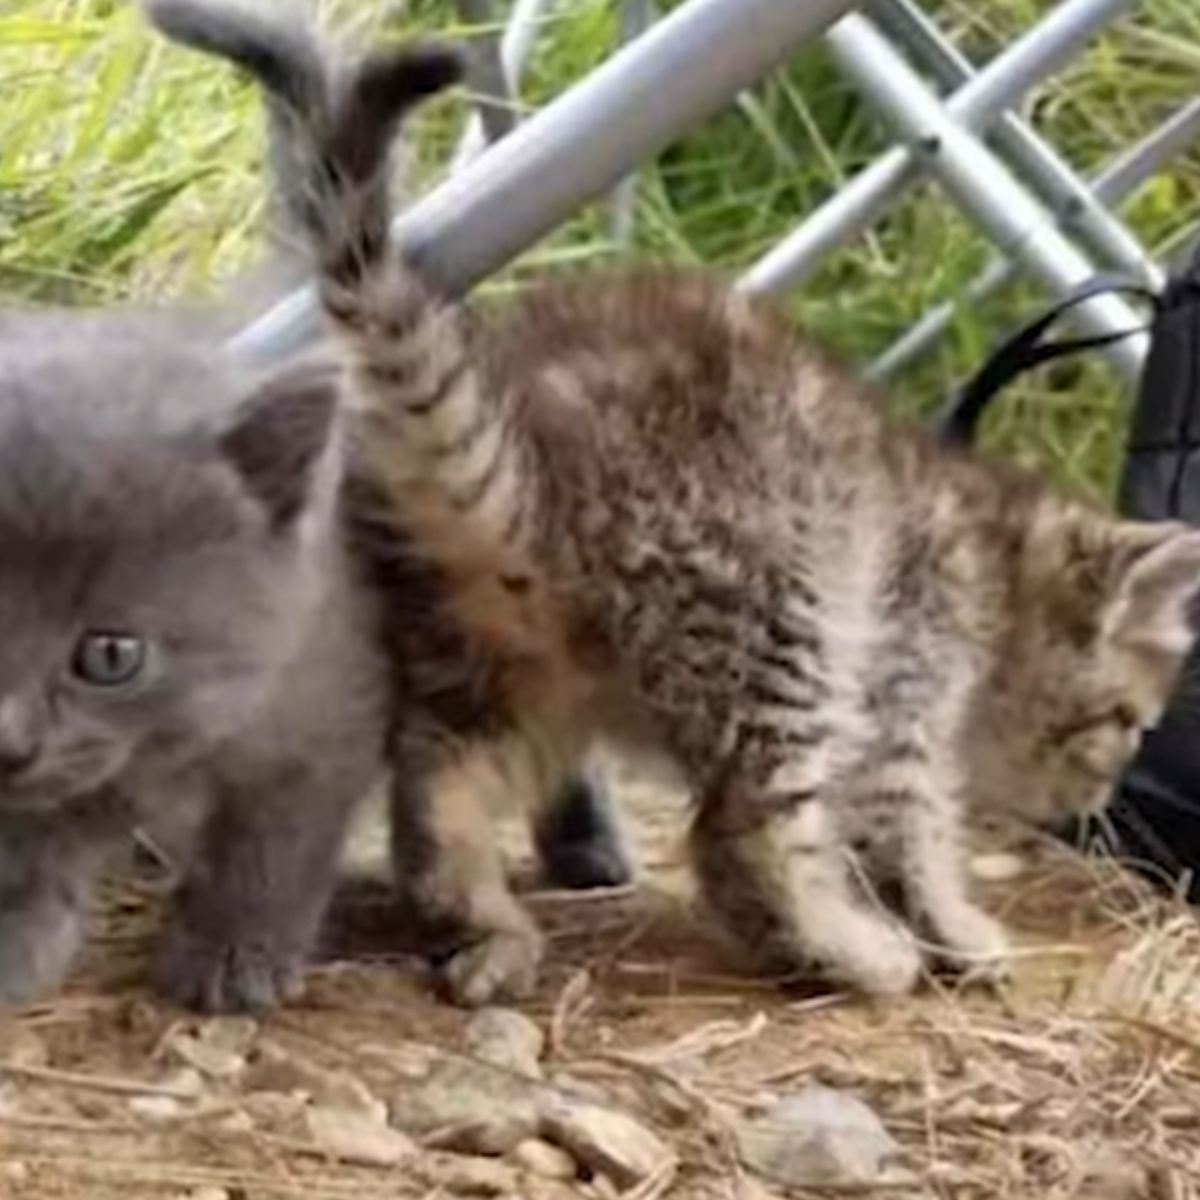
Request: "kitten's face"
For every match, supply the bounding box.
[967,510,1200,825]
[0,316,336,813]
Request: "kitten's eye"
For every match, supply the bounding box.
[70,632,147,689]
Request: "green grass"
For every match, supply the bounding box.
[2,0,1199,500]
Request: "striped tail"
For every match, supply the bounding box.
[146,0,533,561]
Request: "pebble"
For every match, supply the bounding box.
[165,1027,246,1080]
[305,1104,416,1167]
[245,1038,383,1117]
[542,1101,675,1188]
[164,1012,260,1080]
[512,1136,578,1180]
[390,1055,542,1154]
[737,1085,897,1187]
[199,1016,258,1056]
[465,1007,545,1079]
[241,1088,309,1129]
[128,1094,185,1121]
[160,1066,206,1098]
[423,1155,519,1196]
[216,1110,255,1136]
[1077,1146,1150,1199]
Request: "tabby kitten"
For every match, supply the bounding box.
[159,2,1200,1003]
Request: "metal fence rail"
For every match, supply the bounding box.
[229,0,855,365]
[229,0,1200,392]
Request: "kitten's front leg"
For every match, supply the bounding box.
[157,764,367,1014]
[692,787,922,997]
[0,807,118,1005]
[898,787,1010,979]
[391,745,543,1007]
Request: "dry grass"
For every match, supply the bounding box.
[1,778,1199,1199]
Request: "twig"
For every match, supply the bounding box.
[0,1060,197,1098]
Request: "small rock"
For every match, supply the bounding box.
[0,1161,30,1184]
[164,1016,258,1079]
[466,1007,545,1079]
[542,1101,675,1189]
[166,1031,244,1080]
[970,852,1025,882]
[422,1155,519,1196]
[736,1181,787,1200]
[128,1094,185,1121]
[738,1086,896,1187]
[160,1067,205,1098]
[1078,1146,1149,1199]
[246,1039,381,1117]
[391,1056,542,1154]
[512,1136,577,1180]
[216,1110,255,1135]
[242,1089,309,1130]
[0,1025,48,1068]
[305,1104,416,1167]
[199,1016,258,1057]
[359,1040,441,1079]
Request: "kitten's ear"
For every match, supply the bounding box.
[220,363,338,530]
[1103,523,1200,653]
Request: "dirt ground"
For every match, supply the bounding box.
[1,770,1198,1199]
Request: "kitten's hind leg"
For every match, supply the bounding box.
[533,762,633,890]
[391,743,543,1007]
[157,765,367,1014]
[691,793,922,997]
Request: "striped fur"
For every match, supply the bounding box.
[172,7,1200,1003]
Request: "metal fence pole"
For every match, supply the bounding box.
[826,13,1147,383]
[870,0,1159,289]
[1097,97,1200,202]
[229,0,855,365]
[453,0,518,148]
[868,98,1200,381]
[738,0,1135,296]
[608,0,656,244]
[452,0,556,171]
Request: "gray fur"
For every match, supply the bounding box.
[0,313,387,1009]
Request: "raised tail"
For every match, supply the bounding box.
[145,0,534,563]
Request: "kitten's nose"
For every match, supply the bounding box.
[0,698,41,778]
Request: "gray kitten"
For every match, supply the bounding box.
[0,27,625,1010]
[0,303,400,1010]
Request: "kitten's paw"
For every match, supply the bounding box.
[0,904,84,1007]
[832,925,923,997]
[439,921,544,1008]
[156,929,305,1014]
[931,908,1012,982]
[536,774,633,891]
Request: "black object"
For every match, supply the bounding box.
[940,238,1200,898]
